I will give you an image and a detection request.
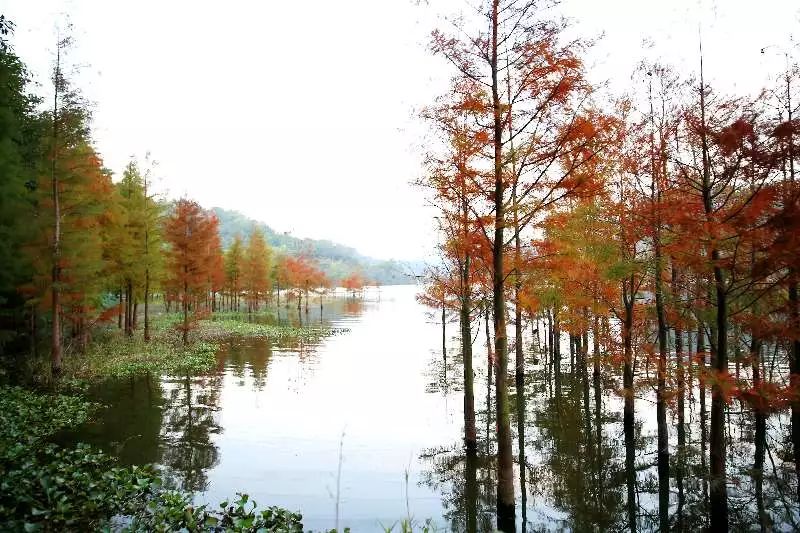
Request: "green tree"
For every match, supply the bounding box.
[224,234,244,311]
[242,227,271,313]
[109,158,163,340]
[0,25,41,351]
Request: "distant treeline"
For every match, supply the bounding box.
[213,207,422,286]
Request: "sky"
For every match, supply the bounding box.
[1,0,798,260]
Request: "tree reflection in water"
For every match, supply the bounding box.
[159,374,223,492]
[418,350,800,531]
[62,287,800,529]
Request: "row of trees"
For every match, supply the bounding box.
[421,1,799,531]
[0,25,364,368]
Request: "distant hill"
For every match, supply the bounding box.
[211,207,423,286]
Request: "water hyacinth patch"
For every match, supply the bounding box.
[0,385,306,532]
[62,336,218,382]
[60,313,348,383]
[196,319,349,342]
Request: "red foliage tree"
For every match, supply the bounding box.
[164,199,219,343]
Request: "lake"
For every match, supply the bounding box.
[67,284,798,531]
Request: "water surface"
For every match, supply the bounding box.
[77,286,465,531]
[72,284,800,531]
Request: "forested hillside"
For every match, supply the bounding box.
[212,207,421,286]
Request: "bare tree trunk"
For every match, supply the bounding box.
[623,283,636,533]
[673,268,686,450]
[751,336,768,531]
[697,322,709,511]
[465,448,478,533]
[790,281,800,503]
[485,302,493,458]
[461,262,476,454]
[554,310,562,398]
[144,272,150,341]
[592,313,602,464]
[581,316,592,464]
[442,301,446,357]
[126,281,134,336]
[182,275,188,344]
[490,1,513,522]
[648,80,670,531]
[50,41,63,374]
[124,284,129,334]
[547,310,553,393]
[144,178,151,341]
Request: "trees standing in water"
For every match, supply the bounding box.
[422,0,800,531]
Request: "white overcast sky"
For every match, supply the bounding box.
[1,0,798,260]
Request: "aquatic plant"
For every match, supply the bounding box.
[0,386,305,532]
[124,491,303,533]
[57,313,349,384]
[61,336,218,382]
[0,386,154,531]
[195,319,349,342]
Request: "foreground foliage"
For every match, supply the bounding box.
[0,386,304,532]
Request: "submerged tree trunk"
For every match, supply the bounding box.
[547,310,553,394]
[580,318,592,481]
[485,303,493,459]
[709,261,728,529]
[461,255,477,454]
[592,315,603,512]
[554,310,562,398]
[623,284,636,533]
[592,314,602,430]
[790,281,800,504]
[465,449,478,533]
[752,336,768,531]
[654,276,670,533]
[674,308,686,530]
[675,327,686,449]
[516,371,528,533]
[697,322,709,511]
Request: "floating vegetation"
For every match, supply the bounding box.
[62,336,218,382]
[59,314,350,383]
[195,319,349,342]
